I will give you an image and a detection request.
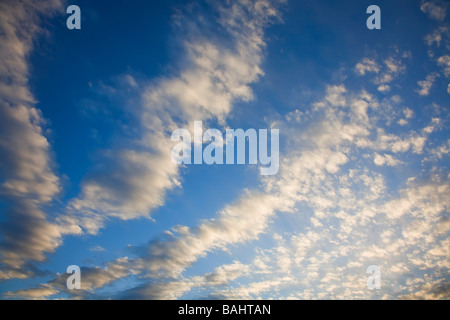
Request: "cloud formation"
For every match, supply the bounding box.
[68,0,284,234]
[421,1,448,22]
[0,0,82,279]
[1,0,449,301]
[6,72,449,299]
[416,73,439,96]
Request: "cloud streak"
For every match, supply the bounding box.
[0,0,83,279]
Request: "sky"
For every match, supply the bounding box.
[0,0,449,300]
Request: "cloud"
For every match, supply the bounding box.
[400,279,450,300]
[0,0,63,202]
[2,1,284,288]
[437,55,450,77]
[1,0,284,279]
[67,0,284,234]
[122,280,195,300]
[404,108,414,119]
[375,56,407,85]
[202,261,250,286]
[355,52,409,88]
[78,83,382,298]
[3,1,448,298]
[3,256,135,299]
[1,0,286,280]
[4,284,59,300]
[89,245,105,253]
[377,84,391,93]
[373,153,402,166]
[416,73,439,96]
[425,27,449,47]
[8,67,448,299]
[355,58,380,76]
[0,203,81,269]
[1,0,286,286]
[0,0,80,278]
[0,104,60,202]
[358,126,433,155]
[121,260,250,299]
[421,1,448,21]
[170,83,447,300]
[137,191,287,279]
[8,257,252,300]
[206,174,449,300]
[211,277,294,300]
[8,75,449,300]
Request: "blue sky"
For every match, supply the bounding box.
[0,0,449,299]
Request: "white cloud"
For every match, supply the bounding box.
[139,191,287,279]
[6,41,449,300]
[202,261,250,286]
[373,153,403,166]
[219,175,449,300]
[0,0,81,276]
[68,0,284,235]
[358,125,435,155]
[377,84,391,93]
[426,29,443,47]
[421,1,448,21]
[376,56,407,85]
[355,53,409,89]
[404,108,414,119]
[212,277,295,300]
[0,0,63,202]
[437,55,450,77]
[0,0,286,281]
[425,27,449,47]
[89,245,105,253]
[355,58,380,76]
[416,73,439,96]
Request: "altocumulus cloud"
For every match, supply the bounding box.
[13,71,448,299]
[1,0,449,300]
